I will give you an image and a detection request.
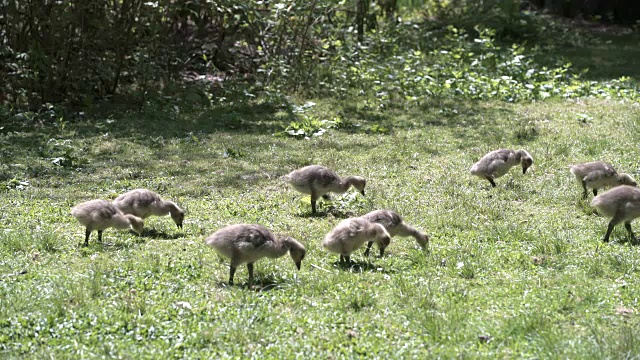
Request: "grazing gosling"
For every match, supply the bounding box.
[113,189,185,229]
[285,165,366,214]
[591,185,640,243]
[470,149,533,188]
[204,224,306,285]
[570,161,636,198]
[322,218,391,264]
[360,209,429,257]
[71,199,144,246]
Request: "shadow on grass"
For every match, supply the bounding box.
[331,259,395,274]
[297,209,355,219]
[297,211,326,218]
[141,228,183,240]
[212,274,293,292]
[602,236,640,247]
[534,30,640,83]
[78,239,139,251]
[126,100,297,137]
[0,97,299,170]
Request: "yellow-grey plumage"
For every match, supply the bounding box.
[470,149,533,187]
[113,189,184,229]
[570,161,636,198]
[591,185,640,243]
[204,224,306,285]
[360,209,429,256]
[322,218,391,264]
[71,199,144,246]
[285,165,366,213]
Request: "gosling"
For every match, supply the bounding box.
[470,149,533,188]
[360,210,429,257]
[322,218,391,264]
[71,199,144,246]
[591,185,640,243]
[285,165,366,214]
[204,224,306,285]
[113,189,184,229]
[570,161,636,199]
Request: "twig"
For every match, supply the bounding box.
[310,263,331,273]
[1,270,27,279]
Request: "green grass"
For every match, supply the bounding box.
[1,95,640,358]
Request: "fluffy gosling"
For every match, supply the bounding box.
[470,149,533,188]
[204,224,306,285]
[322,218,391,264]
[113,189,184,229]
[570,161,636,198]
[71,199,144,246]
[360,209,429,256]
[285,165,366,213]
[591,185,640,243]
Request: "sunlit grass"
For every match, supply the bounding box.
[1,95,640,357]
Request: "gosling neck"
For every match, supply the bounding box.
[341,176,360,191]
[280,236,303,253]
[161,201,181,216]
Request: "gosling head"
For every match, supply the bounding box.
[127,215,145,235]
[349,176,367,196]
[517,150,533,174]
[171,209,185,229]
[618,173,637,187]
[284,237,306,270]
[416,232,430,250]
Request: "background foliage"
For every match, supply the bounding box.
[2,0,639,112]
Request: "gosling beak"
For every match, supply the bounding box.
[177,223,183,229]
[360,189,365,196]
[295,261,302,270]
[522,167,528,174]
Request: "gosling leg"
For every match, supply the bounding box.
[309,188,319,214]
[97,230,103,243]
[364,241,374,256]
[581,181,588,199]
[603,222,616,243]
[247,263,254,285]
[486,177,496,188]
[83,228,91,247]
[624,222,637,244]
[229,265,236,285]
[602,214,625,243]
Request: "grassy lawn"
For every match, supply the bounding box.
[1,94,640,358]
